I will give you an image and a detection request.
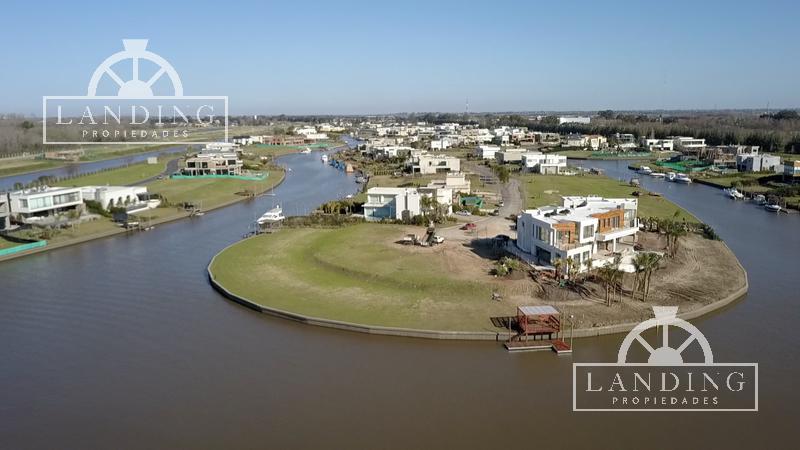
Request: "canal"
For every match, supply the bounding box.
[0,153,797,449]
[0,145,190,191]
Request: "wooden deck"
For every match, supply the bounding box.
[504,339,572,354]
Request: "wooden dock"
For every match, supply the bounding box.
[504,339,572,354]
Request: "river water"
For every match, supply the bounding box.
[0,152,798,449]
[0,145,190,191]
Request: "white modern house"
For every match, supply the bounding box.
[409,154,460,175]
[561,134,587,147]
[515,196,639,272]
[736,153,781,173]
[363,187,454,221]
[495,148,527,164]
[8,186,84,223]
[0,192,10,230]
[430,138,452,150]
[521,153,568,174]
[181,152,243,176]
[80,186,156,212]
[558,116,591,125]
[641,138,674,152]
[474,145,500,160]
[670,136,706,151]
[363,187,421,221]
[426,172,471,194]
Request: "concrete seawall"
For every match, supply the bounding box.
[207,240,749,341]
[0,171,286,263]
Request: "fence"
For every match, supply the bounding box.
[0,240,47,257]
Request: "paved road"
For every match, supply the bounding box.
[132,158,180,186]
[437,164,523,241]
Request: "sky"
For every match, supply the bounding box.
[1,0,798,115]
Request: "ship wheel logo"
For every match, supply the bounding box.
[87,39,183,98]
[617,306,713,364]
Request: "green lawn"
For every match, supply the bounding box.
[144,169,284,209]
[520,174,698,222]
[210,224,510,331]
[0,160,62,177]
[697,173,773,192]
[62,159,169,187]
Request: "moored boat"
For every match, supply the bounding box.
[257,206,285,224]
[764,204,781,213]
[321,154,328,163]
[753,194,766,204]
[674,173,692,183]
[724,187,744,199]
[651,172,666,179]
[638,165,653,175]
[667,172,677,181]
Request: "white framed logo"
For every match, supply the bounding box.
[573,306,758,412]
[43,39,228,145]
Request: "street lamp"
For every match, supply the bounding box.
[569,314,575,352]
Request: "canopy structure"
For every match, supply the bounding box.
[516,305,561,339]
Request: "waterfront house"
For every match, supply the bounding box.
[561,134,587,148]
[363,186,454,221]
[181,152,243,176]
[0,192,10,230]
[736,153,781,173]
[363,187,422,221]
[515,196,639,272]
[784,160,800,181]
[495,148,527,164]
[8,186,84,224]
[641,138,674,152]
[586,135,608,150]
[521,153,567,174]
[80,186,155,212]
[670,136,706,154]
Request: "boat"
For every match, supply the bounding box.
[674,173,692,183]
[638,165,653,175]
[301,147,312,154]
[650,172,666,179]
[753,194,766,205]
[764,204,781,213]
[667,172,677,182]
[724,187,744,199]
[257,206,285,224]
[321,154,328,163]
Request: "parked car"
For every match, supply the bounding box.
[456,210,471,216]
[498,201,505,207]
[432,235,445,244]
[461,223,477,230]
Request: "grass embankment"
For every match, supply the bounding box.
[210,224,510,331]
[520,174,698,222]
[556,149,676,160]
[694,173,773,192]
[62,159,170,186]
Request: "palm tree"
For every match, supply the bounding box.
[631,252,648,301]
[553,258,564,279]
[584,257,595,283]
[641,252,663,302]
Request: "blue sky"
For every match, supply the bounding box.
[1,0,798,115]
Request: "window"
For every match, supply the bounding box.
[582,224,594,238]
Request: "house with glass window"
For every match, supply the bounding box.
[363,187,422,221]
[515,196,639,272]
[0,192,10,230]
[8,186,84,223]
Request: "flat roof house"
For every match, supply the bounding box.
[515,196,639,272]
[0,192,10,230]
[736,153,781,173]
[426,172,471,194]
[8,186,83,223]
[410,154,460,175]
[181,152,243,176]
[474,145,500,160]
[495,149,527,164]
[522,153,567,174]
[363,187,421,222]
[81,186,152,212]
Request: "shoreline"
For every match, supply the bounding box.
[207,236,748,341]
[0,170,287,263]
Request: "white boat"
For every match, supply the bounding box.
[674,173,692,183]
[753,194,766,204]
[638,165,653,175]
[724,187,744,199]
[650,172,666,178]
[764,204,781,213]
[301,147,312,154]
[321,154,328,163]
[667,172,677,182]
[257,206,285,224]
